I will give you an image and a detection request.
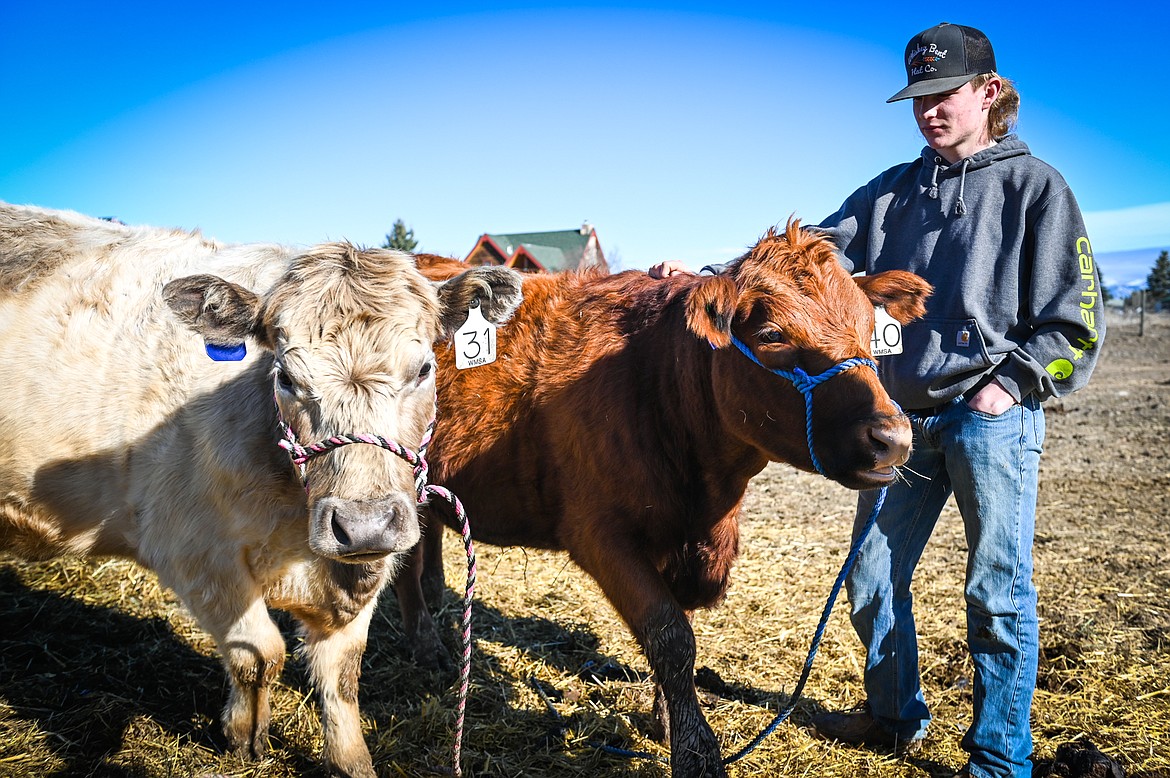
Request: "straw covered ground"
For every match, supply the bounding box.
[1,316,1167,777]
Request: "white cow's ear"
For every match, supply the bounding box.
[434,266,524,339]
[163,274,263,351]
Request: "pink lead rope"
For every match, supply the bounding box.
[277,402,477,777]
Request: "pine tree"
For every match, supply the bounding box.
[1147,250,1170,308]
[382,219,419,252]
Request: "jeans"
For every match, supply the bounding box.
[847,396,1045,778]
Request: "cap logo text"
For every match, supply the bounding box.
[908,43,948,77]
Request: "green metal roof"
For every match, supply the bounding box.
[487,228,593,273]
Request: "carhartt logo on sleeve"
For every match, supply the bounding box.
[957,328,971,347]
[1071,236,1100,359]
[1046,359,1075,380]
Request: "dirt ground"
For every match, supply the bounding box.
[1,315,1167,777]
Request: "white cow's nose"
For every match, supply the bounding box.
[311,493,420,560]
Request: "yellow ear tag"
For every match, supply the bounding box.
[455,302,498,370]
[871,306,903,357]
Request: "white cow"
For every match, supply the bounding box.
[0,202,523,777]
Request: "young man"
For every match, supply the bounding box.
[651,22,1104,778]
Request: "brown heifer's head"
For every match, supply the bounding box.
[164,245,523,562]
[685,220,931,489]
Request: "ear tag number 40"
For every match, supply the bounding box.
[871,306,903,357]
[455,302,498,370]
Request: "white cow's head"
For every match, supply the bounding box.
[164,244,523,562]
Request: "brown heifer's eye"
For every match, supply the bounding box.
[758,330,787,345]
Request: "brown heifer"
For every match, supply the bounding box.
[0,202,522,778]
[395,221,931,777]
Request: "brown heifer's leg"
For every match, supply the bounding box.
[392,537,448,669]
[653,520,736,747]
[652,674,671,744]
[643,601,728,778]
[301,603,377,778]
[421,516,448,606]
[216,598,287,759]
[649,610,695,745]
[573,544,728,778]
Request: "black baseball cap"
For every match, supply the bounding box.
[887,22,997,103]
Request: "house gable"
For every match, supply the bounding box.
[464,223,608,273]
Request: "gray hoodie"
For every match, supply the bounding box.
[815,136,1104,410]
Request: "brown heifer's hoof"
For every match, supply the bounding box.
[672,724,727,778]
[411,639,453,673]
[408,620,453,672]
[672,749,728,778]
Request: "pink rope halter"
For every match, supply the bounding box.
[277,396,477,777]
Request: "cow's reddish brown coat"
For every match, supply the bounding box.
[400,222,930,777]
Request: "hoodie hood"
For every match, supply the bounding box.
[921,136,1030,216]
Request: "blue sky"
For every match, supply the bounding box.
[3,2,1168,289]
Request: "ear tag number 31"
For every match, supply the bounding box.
[455,302,497,369]
[871,306,903,357]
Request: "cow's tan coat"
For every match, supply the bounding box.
[0,202,522,778]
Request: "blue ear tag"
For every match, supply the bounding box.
[205,342,247,361]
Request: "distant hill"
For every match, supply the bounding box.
[1097,246,1166,297]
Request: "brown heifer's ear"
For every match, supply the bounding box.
[434,266,525,339]
[163,274,263,349]
[854,271,933,325]
[685,274,738,348]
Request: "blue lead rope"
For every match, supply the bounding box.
[596,335,890,767]
[596,486,886,768]
[721,484,886,765]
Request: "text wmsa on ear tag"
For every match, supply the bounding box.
[455,303,497,369]
[871,306,903,357]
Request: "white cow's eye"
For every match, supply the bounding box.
[417,361,434,382]
[275,365,295,393]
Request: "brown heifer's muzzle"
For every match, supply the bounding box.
[826,411,912,490]
[867,420,913,469]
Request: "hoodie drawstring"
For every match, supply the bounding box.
[955,158,970,216]
[927,156,970,217]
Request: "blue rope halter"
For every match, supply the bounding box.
[726,333,877,476]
